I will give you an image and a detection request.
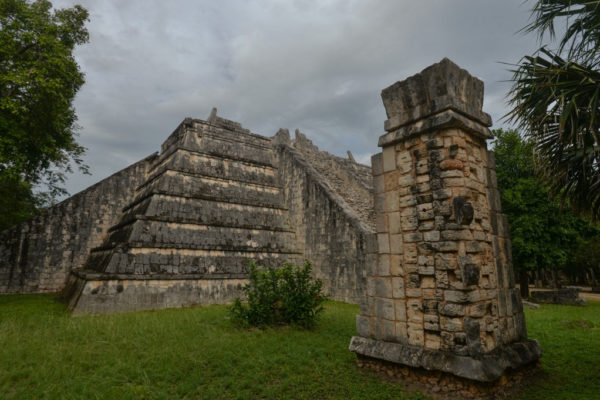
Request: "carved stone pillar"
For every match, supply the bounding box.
[349,58,541,382]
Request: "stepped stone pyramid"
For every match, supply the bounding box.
[64,109,302,314]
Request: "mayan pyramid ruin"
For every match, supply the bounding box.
[0,59,541,387]
[1,107,374,314]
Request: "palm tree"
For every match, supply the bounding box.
[506,0,600,218]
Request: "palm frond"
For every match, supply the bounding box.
[506,47,600,217]
[525,0,600,63]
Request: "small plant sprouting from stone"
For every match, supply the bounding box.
[229,260,328,329]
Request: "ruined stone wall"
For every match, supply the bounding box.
[274,130,376,304]
[350,58,540,384]
[0,114,377,306]
[361,128,525,354]
[0,154,156,293]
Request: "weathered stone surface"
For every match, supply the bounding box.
[65,272,247,316]
[265,130,375,304]
[0,154,156,293]
[1,109,376,311]
[349,336,541,382]
[351,59,540,383]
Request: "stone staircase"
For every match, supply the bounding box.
[65,110,302,314]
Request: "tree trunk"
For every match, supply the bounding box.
[519,270,530,299]
[551,270,558,288]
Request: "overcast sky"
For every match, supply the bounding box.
[51,0,541,198]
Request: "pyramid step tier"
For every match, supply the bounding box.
[199,121,272,149]
[192,134,274,166]
[101,220,297,253]
[118,195,290,231]
[132,171,284,209]
[86,248,303,275]
[145,148,279,187]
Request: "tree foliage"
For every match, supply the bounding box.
[0,0,89,229]
[506,0,600,218]
[492,129,599,279]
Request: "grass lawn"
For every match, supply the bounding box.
[0,296,598,399]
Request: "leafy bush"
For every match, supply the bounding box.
[230,260,327,328]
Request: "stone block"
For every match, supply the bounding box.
[399,195,417,208]
[425,333,441,350]
[384,171,399,192]
[396,151,413,173]
[390,255,403,276]
[377,297,395,320]
[373,175,385,194]
[382,319,396,341]
[421,277,435,289]
[398,174,415,187]
[390,234,403,254]
[377,233,390,254]
[376,213,388,233]
[367,279,377,297]
[372,153,384,176]
[465,317,483,356]
[377,254,391,276]
[440,317,464,332]
[403,232,422,243]
[388,212,401,234]
[444,290,470,303]
[395,321,408,340]
[466,241,485,253]
[360,297,374,316]
[383,146,396,172]
[356,315,370,337]
[407,299,423,322]
[434,241,458,252]
[403,243,418,263]
[407,323,425,346]
[417,203,434,220]
[376,278,393,298]
[400,215,419,231]
[441,229,473,241]
[405,288,422,298]
[395,300,407,321]
[392,277,405,298]
[423,231,440,242]
[418,266,435,275]
[439,302,465,317]
[384,190,400,212]
[418,255,434,266]
[435,253,457,270]
[468,302,488,318]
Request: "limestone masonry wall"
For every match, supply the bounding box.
[349,58,540,384]
[274,129,376,304]
[0,113,376,309]
[0,154,156,293]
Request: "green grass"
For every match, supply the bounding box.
[0,295,598,399]
[519,300,600,400]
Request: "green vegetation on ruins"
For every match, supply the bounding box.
[0,295,598,399]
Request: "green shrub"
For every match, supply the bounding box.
[229,260,327,328]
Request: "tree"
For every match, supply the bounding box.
[506,0,600,218]
[492,129,599,298]
[0,0,89,230]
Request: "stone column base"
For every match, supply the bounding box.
[349,336,541,382]
[62,270,247,315]
[355,355,541,400]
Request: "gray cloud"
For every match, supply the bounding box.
[50,0,540,196]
